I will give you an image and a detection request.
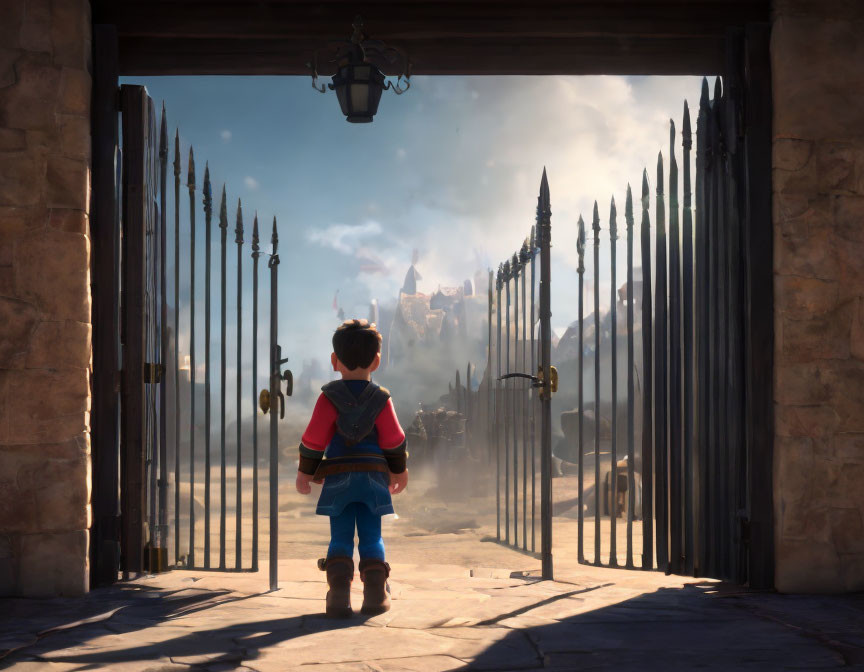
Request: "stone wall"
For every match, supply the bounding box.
[772,0,864,592]
[0,0,92,596]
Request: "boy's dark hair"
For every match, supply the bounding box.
[332,319,382,370]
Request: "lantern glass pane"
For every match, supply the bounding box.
[354,65,371,80]
[350,83,370,114]
[333,83,347,114]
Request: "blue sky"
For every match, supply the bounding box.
[126,74,708,417]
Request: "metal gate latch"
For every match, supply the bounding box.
[537,365,559,400]
[498,365,558,399]
[260,346,293,418]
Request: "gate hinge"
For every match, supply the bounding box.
[144,362,164,383]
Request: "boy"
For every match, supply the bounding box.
[295,319,408,617]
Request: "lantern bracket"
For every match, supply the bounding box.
[307,15,411,98]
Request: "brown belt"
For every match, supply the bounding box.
[314,461,390,478]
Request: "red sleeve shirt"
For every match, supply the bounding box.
[300,393,406,453]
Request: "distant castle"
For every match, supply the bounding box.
[381,261,488,370]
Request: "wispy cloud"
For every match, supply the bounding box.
[244,176,259,190]
[306,221,383,255]
[220,129,232,142]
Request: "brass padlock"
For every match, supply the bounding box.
[259,389,271,414]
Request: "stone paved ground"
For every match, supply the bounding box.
[3,550,864,670]
[2,474,863,671]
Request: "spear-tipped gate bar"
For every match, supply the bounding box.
[489,169,553,578]
[117,89,283,583]
[474,78,751,581]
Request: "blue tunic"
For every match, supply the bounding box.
[315,380,395,517]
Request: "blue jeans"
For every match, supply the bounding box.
[328,501,385,560]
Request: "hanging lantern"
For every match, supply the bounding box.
[309,17,411,123]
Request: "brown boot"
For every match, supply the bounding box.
[358,558,391,615]
[318,556,354,618]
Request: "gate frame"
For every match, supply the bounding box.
[90,24,121,586]
[90,16,773,589]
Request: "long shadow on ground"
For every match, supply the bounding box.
[465,584,864,671]
[4,579,864,670]
[1,583,369,669]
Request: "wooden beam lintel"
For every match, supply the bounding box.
[118,36,725,76]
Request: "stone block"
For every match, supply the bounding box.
[24,128,60,152]
[4,369,88,444]
[0,59,60,130]
[774,237,840,285]
[774,362,831,405]
[19,0,52,53]
[830,508,864,554]
[775,435,814,506]
[50,0,92,69]
[831,240,864,305]
[0,128,26,151]
[774,192,812,224]
[837,463,864,512]
[832,195,864,243]
[0,370,8,443]
[14,230,90,322]
[854,144,864,196]
[48,207,86,234]
[776,276,839,319]
[17,530,88,596]
[58,114,89,159]
[824,362,864,432]
[839,553,864,592]
[0,48,20,89]
[816,142,857,194]
[58,67,89,116]
[0,206,46,239]
[774,199,841,281]
[45,154,88,210]
[774,138,813,172]
[774,538,844,593]
[809,457,844,507]
[772,16,864,140]
[25,319,90,369]
[781,500,831,543]
[0,153,46,207]
[774,161,821,197]
[773,138,857,195]
[0,440,88,533]
[0,296,39,367]
[776,404,839,439]
[0,2,24,50]
[834,433,864,463]
[852,298,864,362]
[781,301,853,363]
[0,267,12,297]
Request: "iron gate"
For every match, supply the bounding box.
[489,169,554,579]
[562,74,752,580]
[118,85,288,589]
[483,29,771,586]
[508,37,767,585]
